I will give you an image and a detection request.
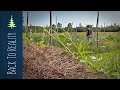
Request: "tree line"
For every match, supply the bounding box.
[22,22,120,33]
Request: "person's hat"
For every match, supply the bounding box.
[86,25,92,28]
[86,25,90,27]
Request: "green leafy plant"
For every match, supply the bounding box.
[23,30,120,79]
[43,29,97,69]
[101,51,120,79]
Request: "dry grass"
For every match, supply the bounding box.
[23,42,107,79]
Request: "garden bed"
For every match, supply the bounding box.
[23,42,107,79]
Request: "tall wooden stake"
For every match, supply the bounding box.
[76,26,77,32]
[104,23,105,36]
[56,16,58,32]
[96,11,99,48]
[71,22,73,32]
[35,24,36,34]
[50,11,52,45]
[26,12,29,36]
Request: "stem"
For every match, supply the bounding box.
[45,30,72,53]
[79,53,96,69]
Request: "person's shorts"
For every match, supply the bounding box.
[87,35,92,38]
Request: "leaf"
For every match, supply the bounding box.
[78,43,84,52]
[80,60,86,63]
[89,55,96,60]
[58,34,69,41]
[73,52,79,59]
[36,41,44,46]
[81,51,93,55]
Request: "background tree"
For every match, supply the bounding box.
[57,22,62,32]
[67,23,72,32]
[52,24,56,31]
[45,25,50,32]
[76,23,85,32]
[22,25,26,33]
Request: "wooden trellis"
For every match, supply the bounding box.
[50,11,52,45]
[96,11,99,48]
[26,12,29,36]
[56,16,58,32]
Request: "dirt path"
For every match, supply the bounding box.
[23,42,107,79]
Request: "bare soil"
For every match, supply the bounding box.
[23,42,107,79]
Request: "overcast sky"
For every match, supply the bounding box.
[23,11,120,27]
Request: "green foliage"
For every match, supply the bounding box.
[23,30,120,79]
[57,22,63,32]
[106,35,114,40]
[22,26,26,33]
[102,51,120,79]
[36,41,44,46]
[76,27,85,32]
[23,23,120,34]
[23,34,30,42]
[43,30,120,78]
[52,24,56,31]
[44,29,95,66]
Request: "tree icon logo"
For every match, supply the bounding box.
[8,15,16,29]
